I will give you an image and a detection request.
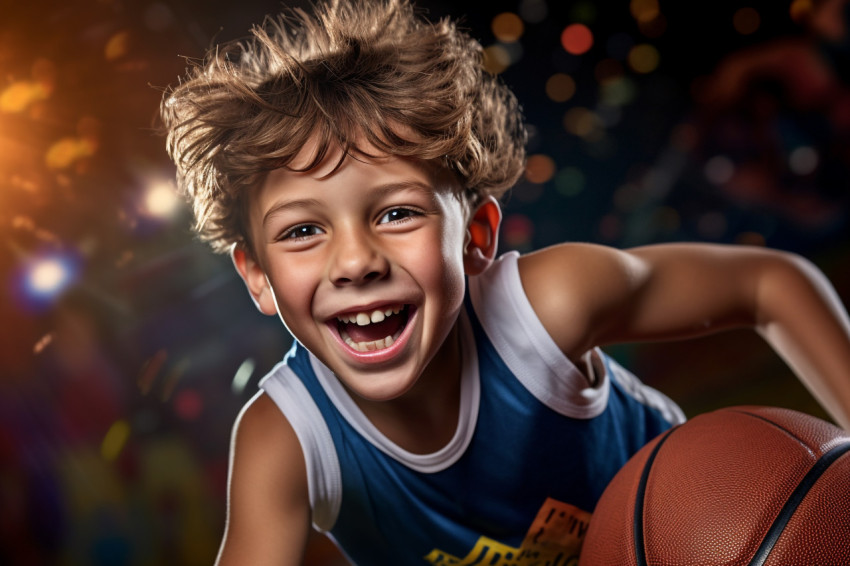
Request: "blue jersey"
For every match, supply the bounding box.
[260,252,684,564]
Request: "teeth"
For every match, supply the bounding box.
[338,305,403,326]
[342,333,396,352]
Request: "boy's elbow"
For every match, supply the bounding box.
[754,247,837,327]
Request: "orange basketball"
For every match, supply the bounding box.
[579,406,850,566]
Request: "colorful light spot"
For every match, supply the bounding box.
[789,146,818,175]
[45,137,97,169]
[790,0,814,22]
[525,154,557,184]
[174,389,203,421]
[483,45,511,74]
[502,214,534,250]
[492,12,524,43]
[627,44,660,74]
[545,73,576,102]
[101,420,131,462]
[144,181,181,218]
[630,0,660,23]
[563,107,602,139]
[232,358,256,395]
[554,167,585,197]
[600,76,637,106]
[105,31,130,61]
[0,81,50,113]
[733,7,760,35]
[561,24,593,55]
[704,155,735,184]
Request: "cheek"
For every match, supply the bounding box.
[266,259,318,319]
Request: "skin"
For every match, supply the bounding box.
[216,140,850,565]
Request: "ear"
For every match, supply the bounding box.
[463,195,502,276]
[231,246,278,316]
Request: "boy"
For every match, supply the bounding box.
[160,0,850,563]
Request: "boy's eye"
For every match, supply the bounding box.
[280,224,323,240]
[378,208,420,224]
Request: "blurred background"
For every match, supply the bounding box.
[1,0,848,563]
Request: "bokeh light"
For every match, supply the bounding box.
[0,59,55,113]
[525,154,557,184]
[175,389,204,421]
[144,181,182,218]
[1,80,51,113]
[17,252,81,310]
[483,44,511,73]
[232,358,257,395]
[630,0,660,23]
[501,213,535,250]
[790,0,814,22]
[704,155,735,184]
[45,137,97,169]
[563,106,603,139]
[105,31,131,61]
[561,23,594,55]
[29,258,69,294]
[101,420,131,462]
[627,43,660,73]
[789,146,818,175]
[554,167,586,197]
[733,7,761,35]
[492,12,524,43]
[600,76,638,106]
[545,73,576,102]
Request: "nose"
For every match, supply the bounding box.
[328,227,389,286]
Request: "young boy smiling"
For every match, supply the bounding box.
[161,0,850,563]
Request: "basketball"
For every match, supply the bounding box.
[578,405,850,565]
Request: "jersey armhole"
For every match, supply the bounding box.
[468,251,610,419]
[260,365,342,532]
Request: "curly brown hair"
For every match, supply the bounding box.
[160,0,527,254]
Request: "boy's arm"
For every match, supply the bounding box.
[215,392,311,566]
[518,242,850,430]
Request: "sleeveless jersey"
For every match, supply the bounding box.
[259,251,685,564]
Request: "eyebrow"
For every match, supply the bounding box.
[261,180,437,227]
[262,198,323,227]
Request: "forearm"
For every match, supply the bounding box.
[755,253,850,430]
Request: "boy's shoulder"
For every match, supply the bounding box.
[513,243,639,361]
[233,391,303,460]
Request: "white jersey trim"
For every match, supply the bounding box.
[602,354,687,425]
[308,310,481,474]
[259,364,342,532]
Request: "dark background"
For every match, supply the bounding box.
[2,0,848,563]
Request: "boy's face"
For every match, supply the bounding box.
[236,142,492,403]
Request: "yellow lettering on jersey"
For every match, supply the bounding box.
[424,497,591,565]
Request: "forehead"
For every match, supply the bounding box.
[256,136,461,204]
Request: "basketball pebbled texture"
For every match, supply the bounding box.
[578,406,850,566]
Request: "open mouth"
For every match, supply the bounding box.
[335,304,411,353]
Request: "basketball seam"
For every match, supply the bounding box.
[729,408,817,460]
[633,426,678,566]
[747,441,850,566]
